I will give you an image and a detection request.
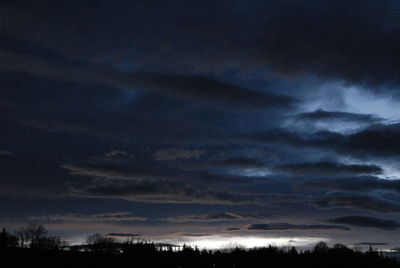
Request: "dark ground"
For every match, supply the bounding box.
[1,244,399,268]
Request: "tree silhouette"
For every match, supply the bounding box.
[86,233,116,253]
[14,223,65,250]
[22,223,47,248]
[313,241,329,253]
[0,228,17,248]
[1,226,399,268]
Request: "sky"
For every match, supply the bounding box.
[2,0,400,250]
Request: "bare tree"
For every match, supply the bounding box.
[15,223,47,248]
[24,223,47,248]
[15,228,25,248]
[86,233,116,253]
[14,224,67,250]
[86,233,102,247]
[37,235,68,250]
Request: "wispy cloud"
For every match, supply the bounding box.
[29,212,148,222]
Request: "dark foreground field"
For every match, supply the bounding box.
[1,243,399,268]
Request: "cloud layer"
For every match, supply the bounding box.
[2,0,400,248]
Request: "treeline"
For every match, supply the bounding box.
[0,224,399,268]
[0,224,67,250]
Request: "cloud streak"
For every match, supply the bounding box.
[314,192,400,213]
[163,212,271,223]
[248,223,350,231]
[29,212,148,222]
[0,49,295,110]
[327,216,400,230]
[253,124,400,157]
[274,162,382,177]
[154,149,205,161]
[296,110,383,124]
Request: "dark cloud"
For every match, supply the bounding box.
[355,242,388,246]
[252,129,343,149]
[253,124,400,158]
[69,178,257,205]
[248,223,350,231]
[154,149,205,161]
[222,0,400,91]
[274,162,382,177]
[299,176,400,193]
[296,110,382,124]
[61,152,277,206]
[65,163,304,205]
[0,49,296,110]
[106,233,142,238]
[179,233,212,237]
[226,227,240,231]
[62,161,252,185]
[62,164,148,181]
[164,212,271,223]
[4,0,400,91]
[339,124,400,157]
[29,212,147,222]
[219,157,265,168]
[327,216,400,230]
[123,73,297,109]
[314,192,400,213]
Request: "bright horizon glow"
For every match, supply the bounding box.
[155,235,328,250]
